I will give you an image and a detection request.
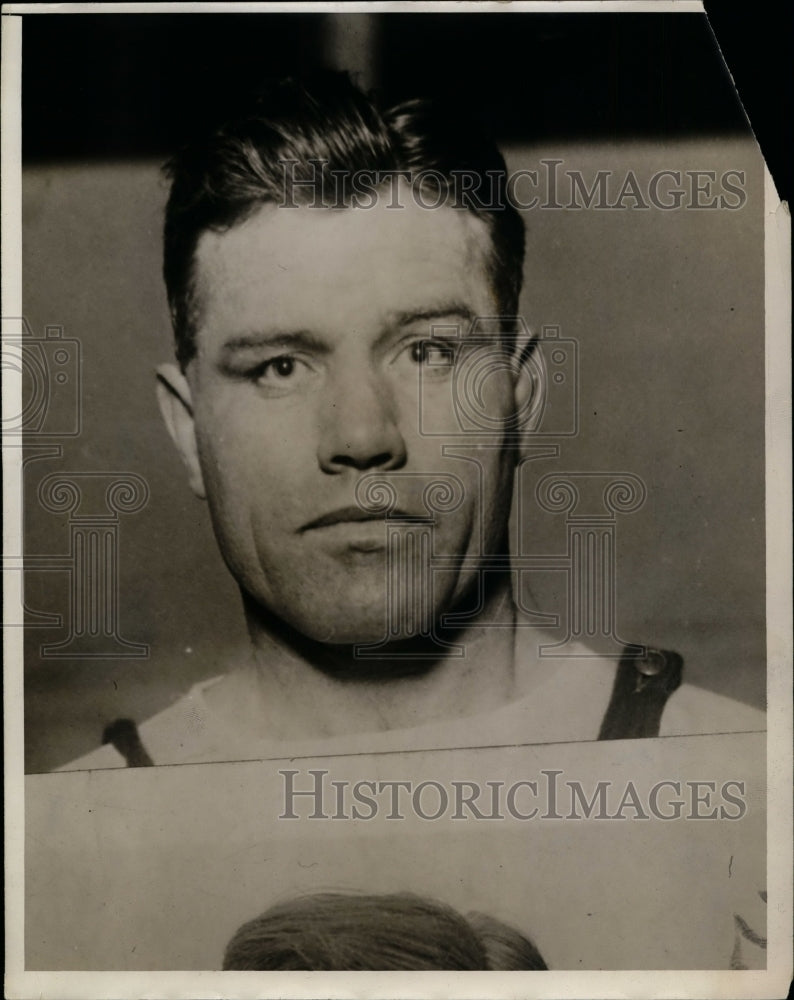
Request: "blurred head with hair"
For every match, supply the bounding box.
[222,892,547,971]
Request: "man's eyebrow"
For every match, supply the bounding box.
[390,303,476,328]
[218,306,476,358]
[219,330,330,355]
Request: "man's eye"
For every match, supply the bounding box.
[254,356,299,381]
[248,355,314,392]
[408,340,456,367]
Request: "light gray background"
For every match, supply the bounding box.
[22,135,766,772]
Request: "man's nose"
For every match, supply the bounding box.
[317,368,407,473]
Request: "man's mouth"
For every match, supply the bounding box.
[299,506,426,532]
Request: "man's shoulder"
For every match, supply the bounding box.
[56,632,766,771]
[509,629,619,741]
[662,682,766,737]
[512,625,766,741]
[57,676,226,772]
[56,740,127,772]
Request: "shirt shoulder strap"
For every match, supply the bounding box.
[598,646,683,740]
[102,718,154,767]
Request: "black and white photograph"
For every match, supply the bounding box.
[3,2,791,996]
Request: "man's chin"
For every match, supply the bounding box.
[293,613,406,647]
[298,596,443,647]
[243,593,389,646]
[258,600,437,648]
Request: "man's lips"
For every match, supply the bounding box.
[299,506,425,532]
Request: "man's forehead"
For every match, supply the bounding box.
[191,196,495,330]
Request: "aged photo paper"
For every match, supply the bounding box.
[3,2,792,998]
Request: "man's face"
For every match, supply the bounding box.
[168,193,525,645]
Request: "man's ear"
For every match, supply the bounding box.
[155,363,206,499]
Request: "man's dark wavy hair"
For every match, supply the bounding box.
[162,71,526,369]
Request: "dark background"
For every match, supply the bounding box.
[703,1,792,206]
[14,13,762,146]
[21,8,791,196]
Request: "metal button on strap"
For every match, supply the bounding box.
[636,648,667,677]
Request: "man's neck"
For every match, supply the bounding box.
[208,575,520,744]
